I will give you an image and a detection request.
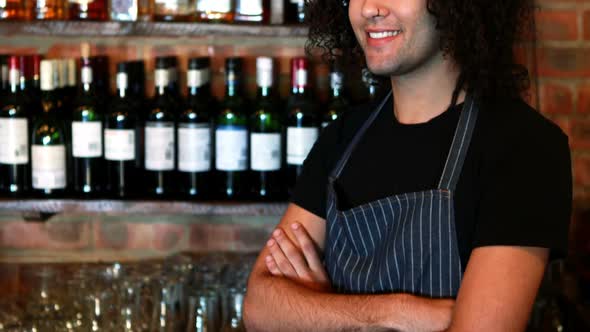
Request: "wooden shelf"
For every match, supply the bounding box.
[0,199,287,216]
[0,21,308,38]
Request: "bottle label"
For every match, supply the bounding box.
[215,126,248,171]
[81,67,92,85]
[196,0,231,12]
[178,123,211,172]
[0,118,29,165]
[236,0,263,15]
[111,0,134,14]
[251,132,281,171]
[105,129,135,161]
[72,121,103,158]
[287,127,318,165]
[330,72,343,90]
[154,69,169,88]
[32,145,66,190]
[116,72,128,90]
[296,69,307,87]
[188,69,210,88]
[145,122,175,171]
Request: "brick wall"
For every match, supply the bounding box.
[0,0,588,262]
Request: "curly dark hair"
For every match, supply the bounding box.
[305,0,535,102]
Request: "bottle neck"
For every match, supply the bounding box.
[226,72,241,97]
[291,86,307,96]
[189,83,211,97]
[80,66,94,95]
[9,69,20,94]
[258,85,273,98]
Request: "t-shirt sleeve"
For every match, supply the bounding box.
[473,120,573,256]
[289,123,341,219]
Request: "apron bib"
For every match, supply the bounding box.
[324,91,479,297]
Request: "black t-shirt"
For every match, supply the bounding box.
[291,93,572,270]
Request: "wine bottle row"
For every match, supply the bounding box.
[0,0,304,24]
[0,54,384,201]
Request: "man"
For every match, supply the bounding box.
[244,0,572,331]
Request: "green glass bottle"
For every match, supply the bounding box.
[249,57,283,200]
[322,60,349,129]
[71,57,105,197]
[177,57,214,199]
[144,57,177,198]
[31,60,68,197]
[285,57,319,193]
[215,58,249,200]
[0,56,30,197]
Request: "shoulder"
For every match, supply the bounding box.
[476,97,569,159]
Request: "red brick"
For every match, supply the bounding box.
[578,83,590,114]
[535,10,579,41]
[571,118,590,149]
[189,224,237,252]
[0,222,90,250]
[584,10,590,41]
[540,82,574,114]
[537,47,590,78]
[152,224,187,251]
[573,155,590,187]
[94,222,153,250]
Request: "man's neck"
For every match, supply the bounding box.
[391,52,465,125]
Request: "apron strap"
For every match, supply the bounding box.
[328,91,393,183]
[437,92,479,191]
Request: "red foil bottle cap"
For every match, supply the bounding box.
[291,57,309,89]
[8,55,19,70]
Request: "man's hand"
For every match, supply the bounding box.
[265,222,332,292]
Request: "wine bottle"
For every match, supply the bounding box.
[322,60,349,129]
[215,58,249,200]
[31,60,68,197]
[71,57,105,196]
[177,57,214,199]
[0,56,30,197]
[285,57,318,192]
[144,57,177,198]
[284,0,305,24]
[105,62,139,198]
[250,57,283,200]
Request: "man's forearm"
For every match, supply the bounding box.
[244,271,449,332]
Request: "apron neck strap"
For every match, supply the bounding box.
[329,91,393,183]
[437,92,479,191]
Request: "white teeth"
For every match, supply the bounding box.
[368,30,401,39]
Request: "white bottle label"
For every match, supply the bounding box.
[251,133,281,171]
[32,145,66,190]
[197,0,231,12]
[178,123,211,172]
[188,69,210,88]
[72,121,103,158]
[0,118,29,165]
[236,0,263,15]
[215,127,248,171]
[145,122,175,171]
[105,129,135,161]
[287,127,318,165]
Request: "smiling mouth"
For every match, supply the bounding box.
[367,30,402,39]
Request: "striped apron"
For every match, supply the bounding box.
[325,91,479,297]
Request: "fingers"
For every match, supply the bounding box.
[265,255,283,276]
[266,238,298,278]
[290,223,325,274]
[272,228,311,278]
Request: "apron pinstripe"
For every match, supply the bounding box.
[324,91,479,297]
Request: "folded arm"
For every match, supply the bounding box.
[243,204,453,332]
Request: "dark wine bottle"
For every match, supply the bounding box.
[322,60,349,129]
[285,57,319,192]
[71,57,105,197]
[144,57,177,198]
[177,57,214,199]
[250,57,283,200]
[215,57,249,200]
[31,60,68,198]
[284,0,305,24]
[0,56,30,197]
[105,62,140,198]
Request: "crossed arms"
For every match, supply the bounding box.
[243,203,549,332]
